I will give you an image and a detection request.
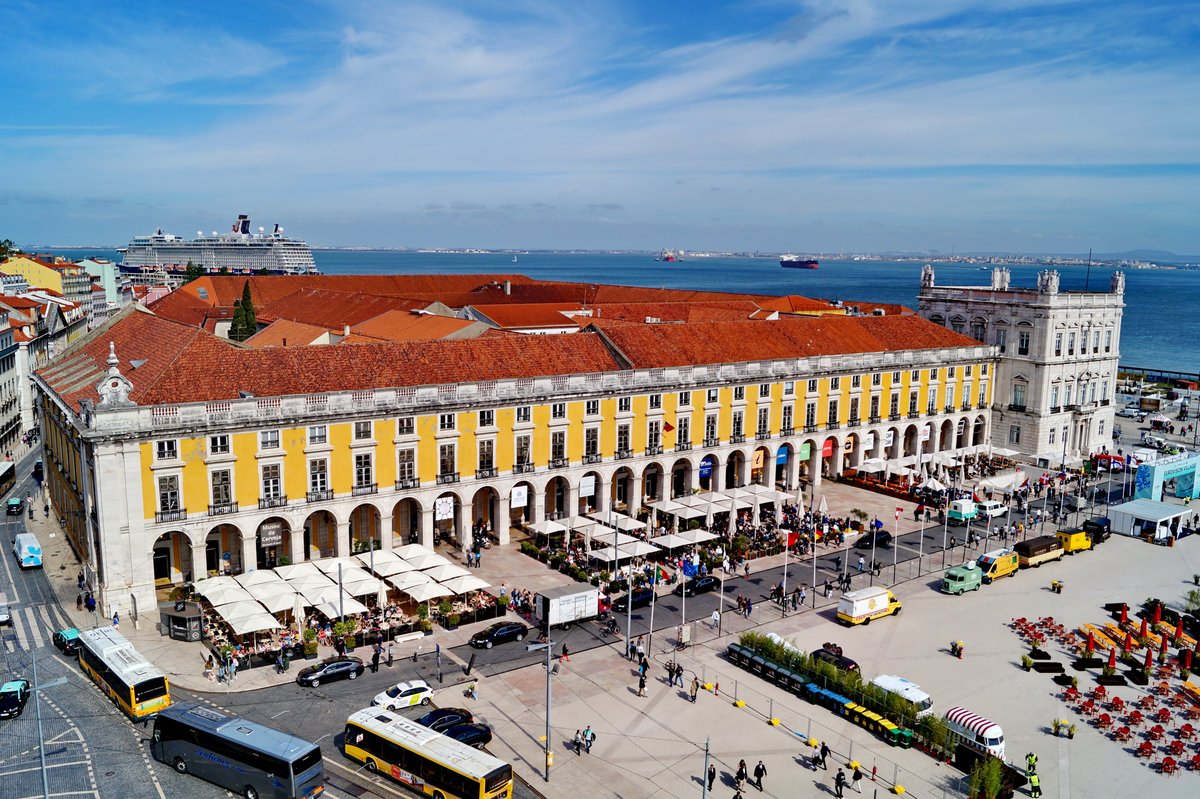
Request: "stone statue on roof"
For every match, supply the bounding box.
[96,341,135,408]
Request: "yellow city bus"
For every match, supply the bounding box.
[344,708,513,799]
[77,627,171,721]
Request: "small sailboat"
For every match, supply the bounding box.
[512,255,518,263]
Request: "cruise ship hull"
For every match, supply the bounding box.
[121,215,318,275]
[781,258,819,269]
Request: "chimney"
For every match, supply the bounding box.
[503,280,511,296]
[343,324,351,337]
[282,338,287,347]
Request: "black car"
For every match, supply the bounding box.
[444,722,492,749]
[469,621,528,649]
[295,655,364,687]
[52,628,82,655]
[854,530,893,549]
[812,648,860,672]
[417,707,474,732]
[673,575,719,597]
[0,679,30,719]
[612,587,655,612]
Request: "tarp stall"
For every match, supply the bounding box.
[1108,499,1193,541]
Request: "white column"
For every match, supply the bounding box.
[809,445,823,488]
[191,542,209,580]
[533,488,546,523]
[420,507,435,549]
[496,495,511,545]
[379,513,394,552]
[335,521,350,559]
[287,528,303,566]
[240,534,257,574]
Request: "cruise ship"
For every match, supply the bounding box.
[120,214,318,276]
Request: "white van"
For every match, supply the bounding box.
[871,674,933,717]
[944,706,1005,758]
[12,533,42,569]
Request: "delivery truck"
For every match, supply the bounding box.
[976,549,1019,583]
[534,585,601,631]
[836,587,902,626]
[1014,535,1064,568]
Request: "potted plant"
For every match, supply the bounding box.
[848,508,869,531]
[1066,723,1077,740]
[1069,675,1079,689]
[1051,719,1063,737]
[1021,655,1034,672]
[497,594,511,612]
[419,619,433,634]
[277,555,291,567]
[437,600,453,620]
[445,612,461,630]
[1102,664,1116,677]
[303,640,319,658]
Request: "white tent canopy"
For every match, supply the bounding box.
[617,540,660,558]
[561,516,600,532]
[242,580,297,608]
[251,587,301,614]
[226,611,282,636]
[315,595,369,619]
[366,559,417,577]
[440,575,491,594]
[212,599,266,619]
[923,477,947,491]
[675,528,718,545]
[976,471,1023,491]
[355,550,403,569]
[341,575,385,597]
[285,573,335,592]
[647,499,687,515]
[274,562,323,580]
[387,571,434,591]
[649,533,693,549]
[403,582,453,603]
[300,584,342,606]
[598,513,646,532]
[422,563,471,582]
[856,457,887,473]
[529,519,567,536]
[671,504,707,520]
[590,530,640,546]
[404,552,452,570]
[314,557,362,576]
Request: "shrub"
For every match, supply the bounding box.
[497,594,510,608]
[1021,655,1034,670]
[447,613,461,627]
[419,619,433,633]
[302,628,317,643]
[1186,590,1200,614]
[417,604,429,620]
[437,601,453,618]
[303,641,319,656]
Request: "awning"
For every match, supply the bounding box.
[315,595,369,619]
[234,570,283,588]
[366,559,417,577]
[242,581,298,613]
[226,611,282,636]
[341,575,384,597]
[211,599,265,618]
[314,557,362,575]
[617,540,661,558]
[299,584,342,606]
[530,519,567,536]
[594,513,645,532]
[648,499,687,515]
[672,505,707,520]
[194,581,253,606]
[285,572,335,592]
[439,575,491,594]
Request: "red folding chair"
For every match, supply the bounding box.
[1097,713,1113,730]
[1081,698,1096,716]
[1138,695,1157,710]
[1157,707,1173,725]
[1190,753,1200,771]
[1148,725,1165,742]
[1168,739,1186,757]
[1137,741,1154,758]
[1109,696,1126,713]
[1063,686,1080,703]
[1114,726,1131,742]
[1092,686,1108,701]
[1161,756,1178,775]
[1127,710,1145,727]
[1179,723,1195,740]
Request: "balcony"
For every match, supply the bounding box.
[908,412,920,419]
[826,422,841,431]
[977,402,988,410]
[1100,399,1110,406]
[847,418,860,428]
[352,483,378,496]
[646,445,664,456]
[394,478,420,490]
[927,406,937,416]
[1063,404,1080,412]
[258,496,288,509]
[207,501,238,517]
[781,426,794,437]
[944,405,956,414]
[548,457,569,469]
[475,467,497,479]
[889,413,901,421]
[869,415,881,424]
[1007,404,1027,412]
[1049,406,1062,414]
[615,449,633,460]
[961,402,972,411]
[307,489,335,503]
[583,453,603,464]
[155,508,187,524]
[675,442,692,452]
[436,473,460,485]
[756,432,772,442]
[513,463,536,474]
[730,434,746,444]
[703,437,720,448]
[804,425,818,433]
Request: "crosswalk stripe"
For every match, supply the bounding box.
[23,605,44,649]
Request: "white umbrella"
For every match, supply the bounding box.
[377,579,389,608]
[315,594,369,619]
[342,575,384,597]
[366,559,417,577]
[818,495,828,516]
[356,550,402,569]
[314,557,361,575]
[924,477,947,491]
[213,599,266,620]
[529,519,567,536]
[649,533,692,549]
[254,586,302,614]
[275,562,322,580]
[404,552,451,570]
[300,584,342,606]
[286,572,335,593]
[607,513,646,532]
[675,528,718,545]
[195,582,253,606]
[440,575,491,595]
[292,592,307,630]
[422,563,470,582]
[388,571,434,591]
[618,540,661,558]
[227,611,282,636]
[393,543,437,560]
[234,570,283,588]
[403,582,452,603]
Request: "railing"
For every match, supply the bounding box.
[781,426,794,437]
[977,402,988,410]
[1050,406,1062,414]
[756,432,771,441]
[889,413,901,421]
[826,422,840,430]
[513,463,536,474]
[1007,404,1027,412]
[616,449,633,460]
[961,402,972,411]
[675,442,692,452]
[1100,399,1110,406]
[927,406,937,416]
[155,509,186,524]
[394,478,420,490]
[436,473,460,485]
[549,457,569,469]
[1063,404,1080,412]
[804,425,817,433]
[703,437,720,448]
[944,405,956,414]
[352,483,378,496]
[730,434,746,444]
[475,467,497,479]
[847,418,860,428]
[583,453,603,464]
[646,445,664,456]
[869,416,881,424]
[207,502,238,517]
[907,412,920,419]
[307,489,335,502]
[259,496,288,509]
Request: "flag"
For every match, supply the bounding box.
[683,562,698,577]
[663,421,675,433]
[894,506,903,520]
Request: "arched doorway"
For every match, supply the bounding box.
[255,516,292,570]
[433,491,462,547]
[509,482,534,527]
[350,504,381,554]
[698,454,719,491]
[472,486,500,534]
[903,425,919,457]
[820,436,841,479]
[886,427,902,460]
[641,463,664,503]
[304,510,338,561]
[973,414,988,447]
[725,451,746,489]
[152,531,193,584]
[544,476,568,520]
[610,467,635,512]
[578,472,602,514]
[751,446,772,486]
[391,498,421,547]
[839,436,858,475]
[955,417,970,449]
[670,459,692,499]
[206,523,244,575]
[940,419,956,451]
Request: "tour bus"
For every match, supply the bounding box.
[344,708,513,799]
[944,706,1006,759]
[152,703,324,799]
[12,533,42,569]
[77,627,171,721]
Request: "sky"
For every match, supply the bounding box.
[3,0,1199,254]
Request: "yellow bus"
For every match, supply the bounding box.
[77,627,171,721]
[344,708,512,799]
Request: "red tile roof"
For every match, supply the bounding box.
[590,301,764,323]
[348,309,482,342]
[468,303,584,329]
[254,288,428,328]
[243,319,332,348]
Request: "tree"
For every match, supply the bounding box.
[183,260,205,284]
[228,282,257,342]
[0,239,19,260]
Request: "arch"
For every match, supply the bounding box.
[751,446,772,487]
[798,438,820,483]
[670,458,693,499]
[610,467,636,513]
[955,417,970,450]
[972,414,988,447]
[544,476,569,520]
[152,531,194,585]
[820,435,842,479]
[724,450,746,489]
[775,442,796,489]
[303,510,338,561]
[255,515,293,570]
[469,485,500,535]
[577,471,602,515]
[921,422,937,455]
[939,419,956,451]
[433,490,465,548]
[698,453,720,492]
[391,497,422,548]
[206,523,245,575]
[886,426,903,460]
[641,462,665,503]
[839,435,859,473]
[349,503,382,555]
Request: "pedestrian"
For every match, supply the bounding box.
[810,740,821,771]
[43,503,48,519]
[745,599,753,619]
[573,730,583,756]
[76,593,83,611]
[857,555,865,573]
[743,561,750,578]
[823,579,833,598]
[736,759,748,790]
[1029,772,1042,798]
[371,647,381,674]
[707,764,717,792]
[77,571,84,591]
[690,675,699,703]
[637,673,647,697]
[276,652,285,674]
[475,549,482,568]
[112,611,120,629]
[834,767,847,798]
[583,725,594,753]
[228,656,238,682]
[833,554,842,573]
[628,638,637,660]
[466,683,478,701]
[205,656,215,681]
[560,644,570,663]
[387,642,394,668]
[753,759,767,791]
[636,637,645,661]
[712,608,721,631]
[852,765,863,793]
[820,742,831,771]
[1025,752,1038,773]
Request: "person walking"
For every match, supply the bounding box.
[852,765,863,793]
[371,646,381,674]
[753,760,767,791]
[810,740,821,771]
[690,675,700,703]
[857,555,865,573]
[707,764,717,792]
[711,608,721,631]
[584,725,594,753]
[819,742,831,771]
[834,768,847,798]
[573,730,583,755]
[560,644,570,663]
[735,759,748,791]
[745,599,753,619]
[637,673,647,697]
[112,611,120,629]
[1028,772,1042,798]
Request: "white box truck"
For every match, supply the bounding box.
[836,586,902,626]
[534,585,600,630]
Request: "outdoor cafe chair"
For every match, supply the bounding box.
[1137,741,1154,758]
[1168,739,1186,757]
[1190,753,1200,771]
[1157,707,1174,725]
[1097,713,1113,730]
[1127,709,1145,727]
[1148,725,1165,742]
[1113,726,1131,742]
[1108,696,1126,713]
[1178,723,1194,740]
[1161,756,1178,775]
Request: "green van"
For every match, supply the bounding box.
[941,563,982,595]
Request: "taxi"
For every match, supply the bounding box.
[53,627,82,656]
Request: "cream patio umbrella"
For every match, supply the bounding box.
[393,543,437,560]
[422,563,471,582]
[403,552,452,570]
[439,575,491,595]
[403,581,453,603]
[194,581,253,607]
[234,570,284,588]
[387,570,434,591]
[275,562,323,580]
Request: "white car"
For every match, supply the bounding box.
[975,500,1007,518]
[372,680,433,710]
[1116,406,1147,419]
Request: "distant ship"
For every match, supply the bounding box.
[656,249,680,262]
[120,214,318,276]
[780,254,819,269]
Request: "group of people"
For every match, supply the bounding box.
[706,758,769,796]
[572,726,597,755]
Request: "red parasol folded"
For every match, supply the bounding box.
[1153,604,1162,626]
[1108,647,1118,670]
[1124,633,1134,654]
[1120,604,1129,624]
[1175,618,1184,641]
[1086,631,1095,654]
[1145,648,1154,672]
[1140,617,1149,639]
[1184,649,1194,672]
[1161,634,1170,655]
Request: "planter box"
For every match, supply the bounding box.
[1029,649,1052,661]
[1095,674,1126,686]
[1126,670,1149,686]
[1052,675,1076,686]
[1103,602,1127,614]
[1073,657,1104,671]
[1032,661,1064,673]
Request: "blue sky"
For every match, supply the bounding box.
[3,0,1199,253]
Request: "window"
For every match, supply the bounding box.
[1062,425,1069,446]
[396,450,415,481]
[982,364,988,374]
[927,388,936,413]
[1101,381,1109,401]
[647,421,661,449]
[889,395,899,416]
[262,464,282,498]
[1105,329,1112,353]
[783,381,794,396]
[617,424,630,453]
[996,329,1007,353]
[705,414,718,441]
[807,379,818,392]
[805,402,817,427]
[892,371,901,382]
[397,416,415,435]
[872,373,882,386]
[1017,331,1031,356]
[618,397,632,413]
[1054,333,1063,357]
[909,392,918,415]
[552,402,567,419]
[1089,382,1097,403]
[830,377,840,391]
[354,421,372,440]
[677,415,690,443]
[851,375,861,388]
[156,440,178,461]
[479,409,495,428]
[211,470,232,505]
[1008,425,1021,444]
[478,440,494,470]
[551,431,566,460]
[849,397,859,421]
[870,396,880,419]
[209,435,230,455]
[759,383,771,398]
[438,413,456,431]
[1050,386,1059,408]
[912,370,921,381]
[947,367,956,378]
[827,400,839,425]
[678,391,691,407]
[585,428,599,456]
[1012,384,1026,407]
[731,410,743,436]
[1098,420,1105,437]
[706,388,719,404]
[757,407,769,434]
[965,365,973,376]
[1064,384,1073,405]
[438,444,456,476]
[733,386,745,401]
[260,430,279,450]
[1093,331,1100,353]
[1068,332,1076,355]
[648,394,662,410]
[309,459,328,493]
[158,476,180,512]
[971,321,985,341]
[585,400,600,416]
[308,426,327,445]
[1049,427,1056,445]
[516,406,532,423]
[515,435,531,465]
[782,405,793,430]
